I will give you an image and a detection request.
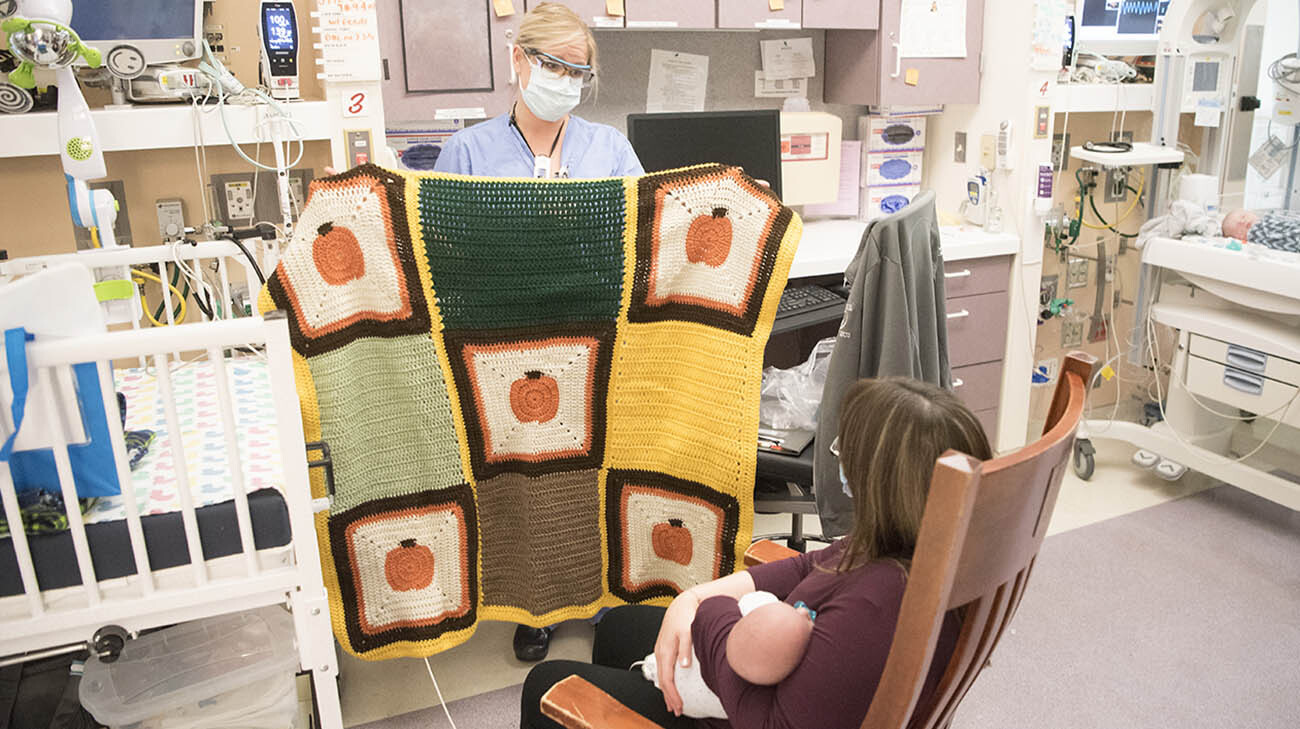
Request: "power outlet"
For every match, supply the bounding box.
[1052,132,1071,171]
[1067,257,1089,288]
[1104,167,1128,203]
[1087,315,1108,343]
[1061,317,1085,348]
[1039,274,1059,307]
[1105,254,1116,282]
[980,134,997,170]
[288,176,306,213]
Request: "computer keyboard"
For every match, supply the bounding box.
[777,285,844,318]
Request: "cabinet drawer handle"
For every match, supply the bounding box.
[944,269,972,279]
[947,309,970,320]
[1225,344,1267,374]
[891,42,902,79]
[1223,367,1264,396]
[952,378,965,388]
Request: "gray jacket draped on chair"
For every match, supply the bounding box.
[813,190,951,537]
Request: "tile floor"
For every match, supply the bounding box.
[336,436,1216,727]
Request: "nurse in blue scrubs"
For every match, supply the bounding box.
[433,4,643,181]
[435,3,642,663]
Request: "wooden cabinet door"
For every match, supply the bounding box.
[875,0,983,105]
[717,0,802,29]
[802,0,878,29]
[525,0,626,27]
[625,0,715,29]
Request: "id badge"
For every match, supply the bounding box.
[533,155,550,179]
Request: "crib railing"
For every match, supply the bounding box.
[0,314,320,657]
[0,239,266,327]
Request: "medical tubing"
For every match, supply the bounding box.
[132,268,188,326]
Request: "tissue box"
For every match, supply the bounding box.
[864,150,924,186]
[860,115,926,152]
[861,184,922,220]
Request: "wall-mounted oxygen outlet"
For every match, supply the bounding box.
[224,180,254,220]
[1067,257,1090,288]
[211,169,316,225]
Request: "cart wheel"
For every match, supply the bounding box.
[1073,438,1096,481]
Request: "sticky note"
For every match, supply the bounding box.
[905,68,919,86]
[492,0,514,17]
[1101,365,1115,382]
[770,0,785,9]
[606,0,624,15]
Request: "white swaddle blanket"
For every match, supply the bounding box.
[638,591,781,719]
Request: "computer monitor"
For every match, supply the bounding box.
[1074,0,1169,56]
[69,0,203,68]
[627,110,783,201]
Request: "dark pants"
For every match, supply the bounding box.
[520,605,700,729]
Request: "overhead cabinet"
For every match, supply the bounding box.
[824,0,984,106]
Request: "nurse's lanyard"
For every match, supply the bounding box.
[510,103,568,178]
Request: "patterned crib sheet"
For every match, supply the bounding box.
[82,357,283,525]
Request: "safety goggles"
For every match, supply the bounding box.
[525,48,595,86]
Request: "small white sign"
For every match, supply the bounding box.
[754,71,807,98]
[646,49,709,113]
[760,37,815,81]
[434,107,487,120]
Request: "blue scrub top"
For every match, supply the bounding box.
[433,113,644,179]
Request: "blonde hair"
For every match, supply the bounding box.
[517,2,599,77]
[834,377,992,573]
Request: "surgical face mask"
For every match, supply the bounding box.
[839,463,853,499]
[520,57,582,122]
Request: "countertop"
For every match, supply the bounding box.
[789,218,1020,280]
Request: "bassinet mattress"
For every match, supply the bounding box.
[83,357,284,524]
[0,357,293,598]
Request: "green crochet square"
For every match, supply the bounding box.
[418,176,626,328]
[308,334,464,513]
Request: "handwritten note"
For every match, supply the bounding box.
[314,0,381,82]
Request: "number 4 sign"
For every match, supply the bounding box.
[343,89,369,118]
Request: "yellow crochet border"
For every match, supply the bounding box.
[261,168,802,660]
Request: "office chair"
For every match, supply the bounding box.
[540,352,1097,729]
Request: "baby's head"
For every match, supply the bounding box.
[725,601,815,685]
[1222,209,1258,242]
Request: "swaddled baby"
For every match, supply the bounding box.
[1222,208,1300,253]
[639,591,816,719]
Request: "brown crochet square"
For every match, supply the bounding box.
[476,469,603,614]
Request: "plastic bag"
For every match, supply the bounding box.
[759,337,836,431]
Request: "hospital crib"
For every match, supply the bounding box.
[0,243,343,728]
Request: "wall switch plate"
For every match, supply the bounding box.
[72,179,133,249]
[1034,106,1051,139]
[1067,257,1089,288]
[954,131,967,163]
[980,134,997,169]
[1061,318,1085,348]
[1087,315,1108,343]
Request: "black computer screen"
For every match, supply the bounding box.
[626,110,782,200]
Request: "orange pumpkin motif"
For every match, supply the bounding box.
[312,222,366,285]
[509,370,560,423]
[651,519,693,566]
[384,538,436,592]
[684,207,733,268]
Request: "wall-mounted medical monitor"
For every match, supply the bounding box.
[69,0,204,67]
[1074,0,1169,56]
[627,110,783,201]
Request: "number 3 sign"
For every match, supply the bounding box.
[343,90,369,118]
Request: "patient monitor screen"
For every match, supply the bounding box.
[70,0,196,41]
[627,110,783,201]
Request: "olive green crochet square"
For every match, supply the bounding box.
[308,335,464,513]
[418,176,626,329]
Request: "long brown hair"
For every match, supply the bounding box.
[834,377,992,573]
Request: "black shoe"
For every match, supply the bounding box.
[513,624,554,662]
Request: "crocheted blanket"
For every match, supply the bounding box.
[259,163,801,659]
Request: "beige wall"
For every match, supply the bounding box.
[0,0,328,260]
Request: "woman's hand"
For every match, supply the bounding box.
[654,589,701,716]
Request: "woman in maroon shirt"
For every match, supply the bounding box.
[521,377,992,729]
